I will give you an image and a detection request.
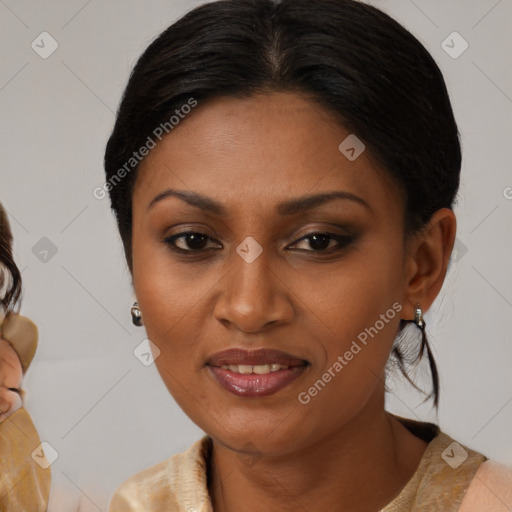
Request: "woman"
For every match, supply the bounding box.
[104,0,512,510]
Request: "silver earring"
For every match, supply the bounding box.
[131,301,143,326]
[413,303,425,330]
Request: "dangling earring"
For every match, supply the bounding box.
[131,301,143,326]
[411,302,439,406]
[413,303,425,330]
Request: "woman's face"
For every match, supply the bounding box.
[131,92,413,455]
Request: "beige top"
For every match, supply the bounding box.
[0,311,51,511]
[0,408,51,511]
[109,415,491,511]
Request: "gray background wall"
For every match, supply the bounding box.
[1,0,511,510]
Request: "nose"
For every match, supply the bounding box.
[213,248,294,333]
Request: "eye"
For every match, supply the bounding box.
[164,232,221,253]
[289,232,354,252]
[164,230,354,254]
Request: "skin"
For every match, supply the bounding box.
[130,91,456,512]
[0,338,23,421]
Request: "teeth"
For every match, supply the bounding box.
[252,364,270,374]
[237,364,253,374]
[220,364,289,373]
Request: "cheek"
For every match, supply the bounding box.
[135,267,210,358]
[132,229,222,413]
[133,235,191,337]
[304,233,404,344]
[294,296,403,433]
[299,236,404,397]
[133,256,209,390]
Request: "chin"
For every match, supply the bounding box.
[203,408,311,455]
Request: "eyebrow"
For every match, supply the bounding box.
[147,189,372,216]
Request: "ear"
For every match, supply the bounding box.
[402,208,457,320]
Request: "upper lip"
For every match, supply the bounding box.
[206,348,308,367]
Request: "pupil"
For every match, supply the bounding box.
[187,233,207,250]
[309,234,330,250]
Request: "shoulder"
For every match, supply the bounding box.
[413,429,512,511]
[109,458,179,511]
[397,429,487,510]
[109,436,212,512]
[459,459,512,512]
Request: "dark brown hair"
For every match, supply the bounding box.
[0,203,22,314]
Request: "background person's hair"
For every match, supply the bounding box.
[0,203,22,314]
[104,0,462,409]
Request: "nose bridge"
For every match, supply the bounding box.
[214,238,292,330]
[231,240,275,305]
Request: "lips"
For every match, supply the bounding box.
[206,348,309,398]
[206,348,308,368]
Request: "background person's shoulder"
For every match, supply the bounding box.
[459,460,512,512]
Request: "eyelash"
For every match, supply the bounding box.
[163,230,355,255]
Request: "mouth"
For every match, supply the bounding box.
[206,348,309,397]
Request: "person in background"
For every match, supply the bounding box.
[0,202,51,511]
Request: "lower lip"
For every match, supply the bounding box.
[207,365,308,398]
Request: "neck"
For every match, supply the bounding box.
[207,390,428,512]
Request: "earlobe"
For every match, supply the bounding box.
[403,208,457,319]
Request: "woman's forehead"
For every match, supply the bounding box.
[133,93,404,218]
